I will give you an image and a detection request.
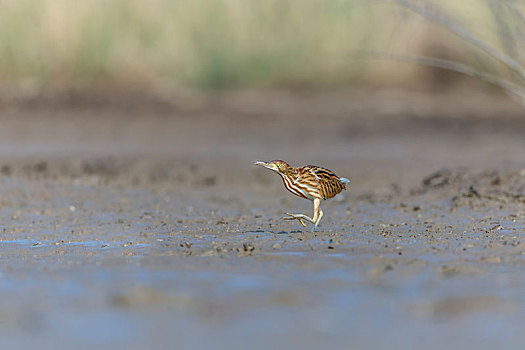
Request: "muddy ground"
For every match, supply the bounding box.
[0,88,524,349]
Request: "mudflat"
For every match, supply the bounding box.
[0,89,524,349]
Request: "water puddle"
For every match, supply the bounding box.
[268,251,309,257]
[0,239,44,247]
[0,239,151,249]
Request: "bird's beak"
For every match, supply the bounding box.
[253,161,277,171]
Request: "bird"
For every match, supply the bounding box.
[254,160,350,231]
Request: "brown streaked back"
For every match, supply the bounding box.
[301,165,347,200]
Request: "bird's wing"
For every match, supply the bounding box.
[297,166,322,184]
[305,166,338,182]
[304,165,347,199]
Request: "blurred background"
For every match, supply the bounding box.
[0,0,522,183]
[0,0,523,97]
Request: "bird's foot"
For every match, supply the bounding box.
[284,213,315,228]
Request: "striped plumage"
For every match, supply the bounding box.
[254,160,350,231]
[276,162,347,200]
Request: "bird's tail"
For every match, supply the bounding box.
[339,177,350,184]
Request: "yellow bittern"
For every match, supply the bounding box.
[254,160,350,231]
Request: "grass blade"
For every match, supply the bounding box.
[393,0,525,83]
[362,51,525,102]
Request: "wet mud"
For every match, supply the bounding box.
[0,90,524,349]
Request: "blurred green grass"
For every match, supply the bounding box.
[0,0,523,91]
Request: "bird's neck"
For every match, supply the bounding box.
[285,167,299,178]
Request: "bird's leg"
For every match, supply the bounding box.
[284,198,323,231]
[314,210,323,231]
[312,199,323,232]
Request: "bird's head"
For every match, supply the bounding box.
[253,160,290,174]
